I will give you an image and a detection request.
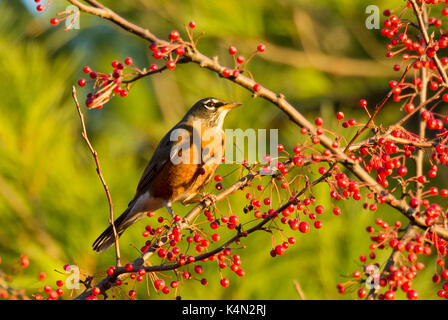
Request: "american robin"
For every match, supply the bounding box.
[92,97,241,252]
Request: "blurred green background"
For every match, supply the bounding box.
[0,0,443,299]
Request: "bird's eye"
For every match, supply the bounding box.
[204,101,216,110]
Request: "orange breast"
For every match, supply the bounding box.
[150,125,224,202]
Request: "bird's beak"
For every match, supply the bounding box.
[220,101,242,110]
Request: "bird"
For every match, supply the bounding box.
[92,97,241,252]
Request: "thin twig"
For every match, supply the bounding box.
[72,86,121,267]
[293,280,306,300]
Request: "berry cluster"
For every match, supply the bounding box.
[79,59,136,109]
[221,43,266,93]
[25,0,448,300]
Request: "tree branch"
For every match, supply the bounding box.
[72,86,121,267]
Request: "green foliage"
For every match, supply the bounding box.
[0,0,439,299]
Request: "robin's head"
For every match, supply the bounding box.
[184,97,241,128]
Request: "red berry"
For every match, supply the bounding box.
[220,278,230,287]
[78,78,86,87]
[357,288,367,298]
[257,44,266,53]
[50,18,59,25]
[155,279,165,290]
[20,255,29,268]
[125,263,133,271]
[253,83,262,92]
[336,112,344,120]
[169,30,180,41]
[229,46,237,55]
[167,60,176,70]
[189,21,196,29]
[299,221,310,233]
[222,68,231,77]
[83,66,91,74]
[124,57,133,65]
[407,289,418,300]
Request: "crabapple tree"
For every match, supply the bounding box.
[2,0,448,301]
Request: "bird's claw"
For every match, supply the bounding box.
[200,193,217,206]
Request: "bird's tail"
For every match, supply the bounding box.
[92,207,141,252]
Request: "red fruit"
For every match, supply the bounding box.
[220,278,230,287]
[107,267,115,276]
[48,291,58,300]
[257,44,266,52]
[194,265,204,274]
[222,68,231,77]
[168,30,180,41]
[357,288,367,298]
[36,4,44,11]
[442,269,448,279]
[384,290,395,300]
[155,279,165,290]
[20,255,30,268]
[167,60,176,70]
[407,289,418,300]
[38,272,46,280]
[153,50,163,59]
[275,245,285,255]
[78,78,86,87]
[124,57,133,65]
[125,263,133,271]
[236,56,245,64]
[229,46,237,55]
[83,66,92,74]
[253,83,262,92]
[189,21,196,29]
[336,112,344,120]
[50,18,59,25]
[397,166,407,176]
[92,287,101,295]
[299,221,310,233]
[409,198,419,208]
[176,46,185,56]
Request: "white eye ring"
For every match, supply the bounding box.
[205,103,216,110]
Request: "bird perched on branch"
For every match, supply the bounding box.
[93,97,241,252]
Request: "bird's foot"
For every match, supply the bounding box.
[200,193,217,206]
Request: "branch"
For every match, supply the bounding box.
[65,0,448,300]
[366,223,420,300]
[66,0,448,254]
[74,159,327,299]
[72,86,121,267]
